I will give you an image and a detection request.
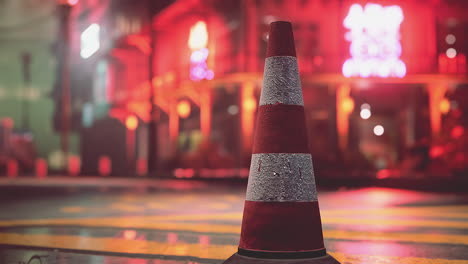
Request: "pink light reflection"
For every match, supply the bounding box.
[190,49,214,81]
[199,235,210,246]
[167,232,178,244]
[332,240,408,257]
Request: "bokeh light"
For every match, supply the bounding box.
[445,34,456,45]
[360,108,371,119]
[439,98,450,114]
[125,115,138,130]
[373,125,384,136]
[177,100,191,118]
[446,48,457,59]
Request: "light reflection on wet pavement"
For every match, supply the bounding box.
[0,181,467,264]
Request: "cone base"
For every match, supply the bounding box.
[223,253,341,264]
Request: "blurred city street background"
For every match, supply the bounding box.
[0,0,468,263]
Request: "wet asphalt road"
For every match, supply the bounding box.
[0,177,467,264]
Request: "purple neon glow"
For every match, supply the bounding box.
[190,48,214,81]
[342,3,406,78]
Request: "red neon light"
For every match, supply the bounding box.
[98,156,111,176]
[342,3,406,78]
[35,158,48,179]
[7,159,18,178]
[68,155,81,176]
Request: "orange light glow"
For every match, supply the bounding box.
[127,101,150,122]
[164,72,175,83]
[429,84,448,137]
[241,82,256,152]
[336,84,352,151]
[341,98,355,113]
[169,102,179,142]
[125,115,138,130]
[177,100,191,119]
[188,21,208,50]
[244,98,257,111]
[439,98,450,114]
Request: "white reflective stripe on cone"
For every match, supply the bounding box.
[246,153,317,202]
[260,56,304,106]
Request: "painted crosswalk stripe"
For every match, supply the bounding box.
[1,220,468,246]
[1,212,467,229]
[0,233,467,264]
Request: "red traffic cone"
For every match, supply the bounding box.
[223,21,340,264]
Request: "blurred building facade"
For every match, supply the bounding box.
[4,0,467,178]
[74,0,468,177]
[100,0,467,178]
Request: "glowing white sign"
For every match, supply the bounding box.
[80,24,100,59]
[342,3,406,78]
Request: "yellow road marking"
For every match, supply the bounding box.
[205,203,231,210]
[224,195,242,202]
[110,203,145,212]
[139,212,468,229]
[0,213,242,228]
[60,207,86,213]
[1,217,468,246]
[322,217,468,229]
[0,233,467,264]
[53,206,468,230]
[2,210,468,230]
[323,206,468,219]
[58,204,468,221]
[330,252,468,264]
[146,202,171,210]
[324,230,468,246]
[0,233,235,259]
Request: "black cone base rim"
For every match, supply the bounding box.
[238,248,327,259]
[222,253,341,264]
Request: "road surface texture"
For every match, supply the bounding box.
[0,177,467,264]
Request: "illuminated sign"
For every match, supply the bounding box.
[188,21,214,81]
[342,3,406,78]
[80,23,100,59]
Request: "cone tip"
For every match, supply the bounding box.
[266,21,296,58]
